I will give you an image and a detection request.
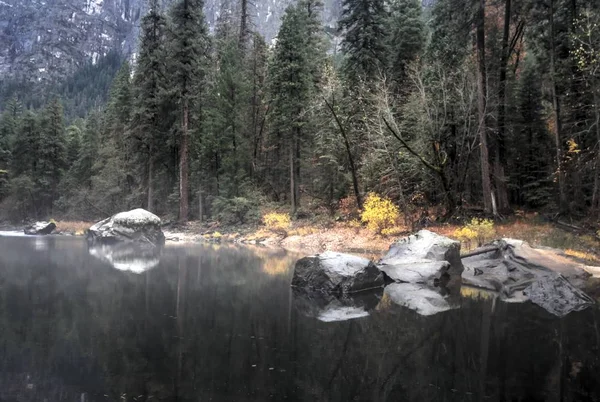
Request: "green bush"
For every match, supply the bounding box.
[212,197,260,225]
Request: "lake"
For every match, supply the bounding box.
[1,234,600,401]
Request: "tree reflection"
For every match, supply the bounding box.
[0,237,600,401]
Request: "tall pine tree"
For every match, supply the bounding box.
[387,0,425,87]
[338,0,388,84]
[38,99,67,215]
[166,0,210,222]
[132,0,167,212]
[268,2,325,213]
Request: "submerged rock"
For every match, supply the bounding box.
[462,239,595,316]
[87,208,165,245]
[88,242,161,273]
[293,287,382,322]
[377,230,463,285]
[291,251,384,294]
[383,283,458,316]
[24,221,56,235]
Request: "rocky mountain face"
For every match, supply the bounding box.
[0,0,342,83]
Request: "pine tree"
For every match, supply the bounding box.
[509,59,553,207]
[90,64,136,213]
[132,0,167,212]
[204,20,249,198]
[338,0,388,84]
[0,108,16,200]
[387,0,425,86]
[248,33,269,181]
[38,98,67,215]
[65,123,82,169]
[74,112,101,188]
[268,2,325,213]
[12,111,40,178]
[166,0,210,222]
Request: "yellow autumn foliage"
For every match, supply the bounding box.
[360,193,400,234]
[454,218,496,248]
[263,212,291,231]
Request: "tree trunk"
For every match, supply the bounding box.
[494,0,512,213]
[324,99,362,209]
[290,144,296,215]
[198,188,204,223]
[179,100,189,222]
[549,0,567,212]
[295,131,301,210]
[476,0,493,214]
[239,0,248,50]
[593,89,600,213]
[147,153,154,212]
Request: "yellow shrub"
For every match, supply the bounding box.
[453,227,477,243]
[263,212,291,231]
[467,218,496,246]
[360,193,400,234]
[454,219,496,248]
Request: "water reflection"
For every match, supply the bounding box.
[1,236,600,401]
[293,288,382,322]
[382,283,458,316]
[88,242,162,273]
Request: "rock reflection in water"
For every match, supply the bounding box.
[383,283,458,316]
[3,236,600,401]
[88,242,162,273]
[293,288,382,322]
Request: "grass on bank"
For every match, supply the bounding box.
[54,220,92,235]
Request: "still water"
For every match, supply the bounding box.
[1,234,600,401]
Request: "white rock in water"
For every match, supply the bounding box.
[463,239,596,316]
[112,208,162,227]
[291,251,384,294]
[378,230,462,285]
[379,260,450,284]
[87,208,165,245]
[383,230,460,262]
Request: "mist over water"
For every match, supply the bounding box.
[1,235,600,401]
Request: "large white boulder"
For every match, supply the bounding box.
[377,230,463,285]
[87,208,165,245]
[291,251,385,294]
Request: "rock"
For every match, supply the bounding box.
[383,283,457,316]
[462,239,595,316]
[291,251,385,294]
[89,242,161,274]
[24,221,56,235]
[377,230,463,285]
[293,288,382,322]
[524,276,594,317]
[87,208,165,245]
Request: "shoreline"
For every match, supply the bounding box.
[2,217,599,263]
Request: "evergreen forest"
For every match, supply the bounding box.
[1,0,599,225]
